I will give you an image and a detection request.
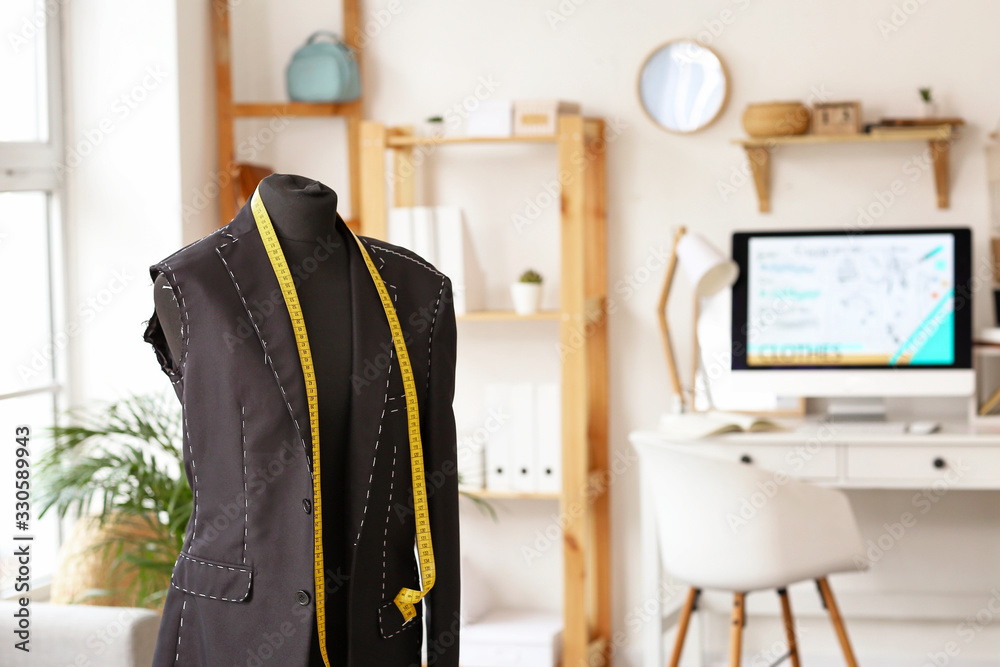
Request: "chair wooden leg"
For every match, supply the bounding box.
[817,577,859,667]
[669,587,700,667]
[729,592,745,667]
[777,588,801,667]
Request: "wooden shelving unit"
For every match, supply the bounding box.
[733,123,960,212]
[360,116,612,667]
[211,0,363,228]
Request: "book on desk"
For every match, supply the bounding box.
[659,411,783,439]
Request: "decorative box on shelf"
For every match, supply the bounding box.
[513,100,581,136]
[812,100,861,135]
[467,99,514,137]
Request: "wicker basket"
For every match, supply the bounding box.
[51,512,169,610]
[742,102,810,137]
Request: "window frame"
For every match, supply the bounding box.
[0,0,69,599]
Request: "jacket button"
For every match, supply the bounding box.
[296,590,311,606]
[302,498,312,514]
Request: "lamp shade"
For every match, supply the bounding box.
[676,232,739,296]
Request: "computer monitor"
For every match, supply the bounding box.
[729,227,974,398]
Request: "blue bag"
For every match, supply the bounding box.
[286,31,361,103]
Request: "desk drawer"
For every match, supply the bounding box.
[846,446,1000,486]
[694,443,838,480]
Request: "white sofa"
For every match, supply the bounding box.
[0,601,159,666]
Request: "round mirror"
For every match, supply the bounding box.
[638,40,729,133]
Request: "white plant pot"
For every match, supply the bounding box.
[918,100,937,118]
[510,282,542,315]
[420,121,446,138]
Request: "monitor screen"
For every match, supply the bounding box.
[731,228,972,372]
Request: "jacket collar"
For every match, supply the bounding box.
[213,202,394,547]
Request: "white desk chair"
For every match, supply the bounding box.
[633,441,867,667]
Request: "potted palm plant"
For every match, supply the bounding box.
[38,392,190,609]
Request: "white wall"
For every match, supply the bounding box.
[63,0,184,403]
[343,2,1000,663]
[65,0,1000,663]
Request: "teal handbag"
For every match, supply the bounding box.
[286,31,361,103]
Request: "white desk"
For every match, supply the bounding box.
[629,422,1000,666]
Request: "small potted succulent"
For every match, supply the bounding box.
[511,269,543,315]
[918,88,936,118]
[421,115,446,138]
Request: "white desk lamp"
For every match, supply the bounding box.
[657,226,739,412]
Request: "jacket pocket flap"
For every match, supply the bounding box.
[378,598,421,638]
[170,551,253,602]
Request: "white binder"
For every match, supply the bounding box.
[387,207,414,251]
[509,382,537,492]
[434,206,484,316]
[535,382,561,493]
[484,384,513,491]
[410,206,437,266]
[386,206,484,317]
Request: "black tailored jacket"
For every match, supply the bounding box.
[141,201,460,667]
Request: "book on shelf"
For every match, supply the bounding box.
[659,410,784,439]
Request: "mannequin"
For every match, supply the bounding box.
[154,174,353,666]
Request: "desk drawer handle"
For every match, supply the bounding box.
[739,454,753,465]
[933,457,947,470]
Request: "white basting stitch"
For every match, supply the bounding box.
[425,279,446,392]
[177,552,251,572]
[241,405,248,565]
[381,433,397,596]
[170,553,253,600]
[379,600,418,638]
[355,348,394,546]
[183,412,199,549]
[217,246,309,454]
[160,260,190,372]
[367,240,444,278]
[175,597,186,663]
[169,572,252,602]
[157,225,227,266]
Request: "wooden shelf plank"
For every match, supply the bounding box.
[386,133,558,148]
[733,125,954,147]
[733,123,960,212]
[461,488,560,500]
[232,101,358,117]
[457,310,561,322]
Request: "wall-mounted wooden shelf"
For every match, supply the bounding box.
[732,123,960,212]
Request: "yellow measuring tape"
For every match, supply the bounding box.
[250,189,435,667]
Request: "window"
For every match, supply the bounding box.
[0,0,67,594]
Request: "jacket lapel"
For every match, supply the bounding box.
[343,233,395,549]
